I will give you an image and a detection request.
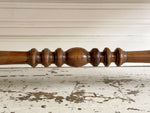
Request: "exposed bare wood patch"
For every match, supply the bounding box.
[127,90,140,96]
[41,105,46,108]
[66,90,85,103]
[127,108,142,111]
[103,79,133,85]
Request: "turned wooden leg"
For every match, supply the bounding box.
[0,47,150,67]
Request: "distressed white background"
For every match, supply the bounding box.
[0,0,150,113]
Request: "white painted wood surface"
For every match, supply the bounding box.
[0,67,150,113]
[0,0,150,113]
[0,1,150,51]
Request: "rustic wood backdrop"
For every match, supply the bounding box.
[0,0,150,113]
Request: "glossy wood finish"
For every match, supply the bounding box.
[0,47,150,67]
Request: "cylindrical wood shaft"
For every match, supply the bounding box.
[0,47,150,67]
[127,51,150,63]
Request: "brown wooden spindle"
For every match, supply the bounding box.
[0,47,150,67]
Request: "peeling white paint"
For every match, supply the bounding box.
[0,67,150,113]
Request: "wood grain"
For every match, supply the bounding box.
[1,47,150,67]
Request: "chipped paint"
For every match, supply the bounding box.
[0,67,150,113]
[127,90,140,96]
[17,92,64,103]
[66,90,85,103]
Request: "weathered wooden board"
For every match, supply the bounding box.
[0,67,150,113]
[0,2,150,51]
